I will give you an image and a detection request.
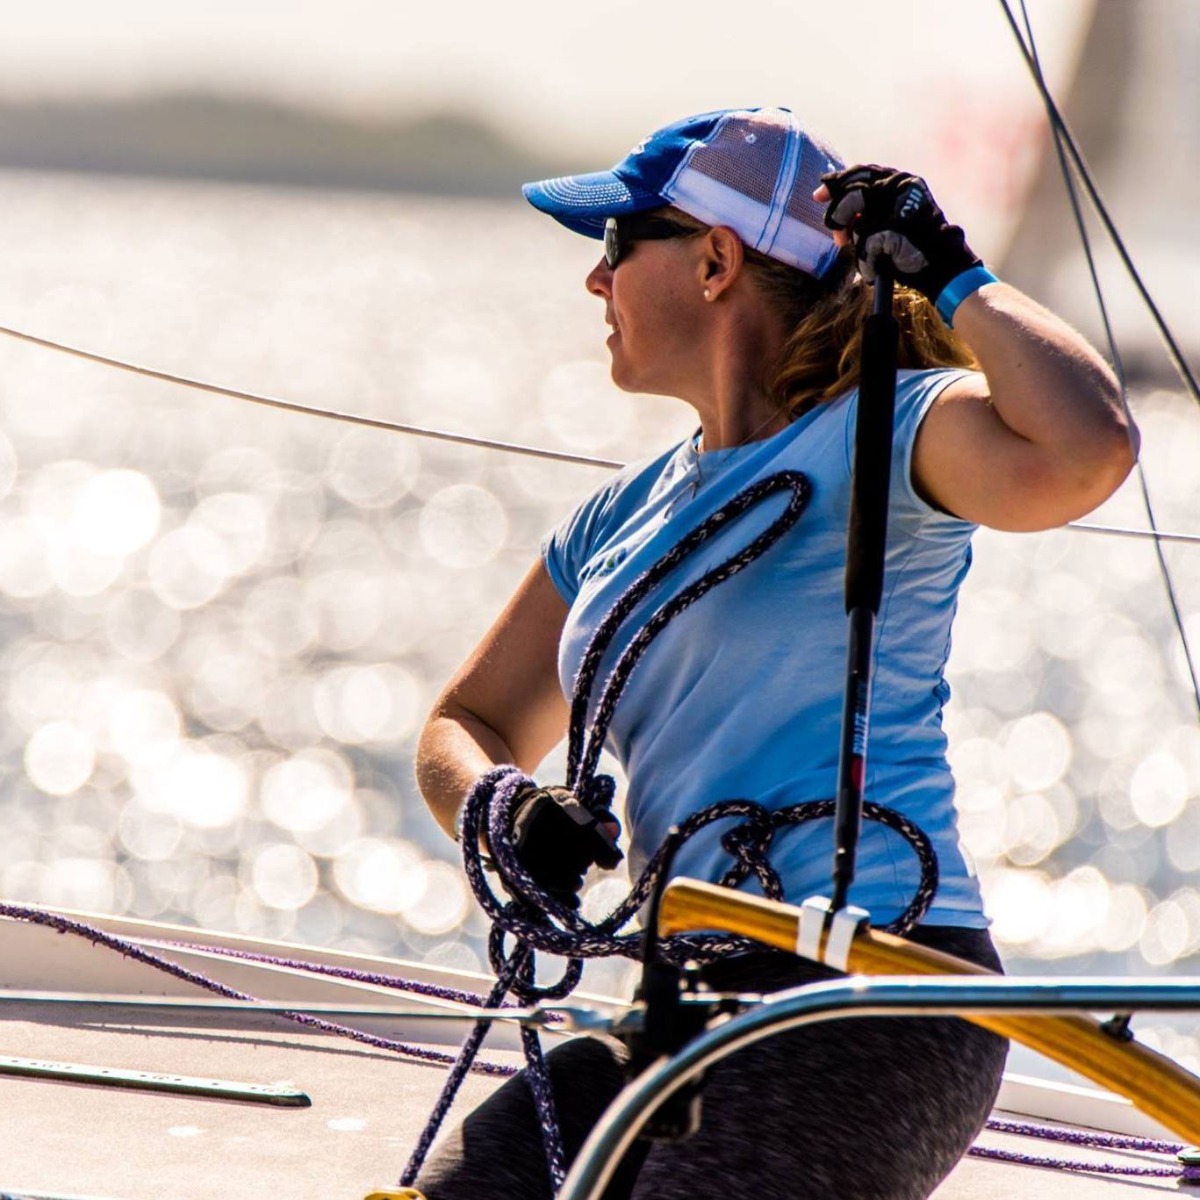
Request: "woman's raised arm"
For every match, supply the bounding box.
[912,282,1136,531]
[817,165,1136,532]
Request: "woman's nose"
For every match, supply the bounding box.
[585,258,612,298]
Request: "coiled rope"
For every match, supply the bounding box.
[399,470,940,1192]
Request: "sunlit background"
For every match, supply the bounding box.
[1,0,1199,1080]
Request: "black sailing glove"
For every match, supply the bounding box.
[509,785,623,910]
[820,165,982,303]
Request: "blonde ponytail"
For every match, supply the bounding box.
[745,247,977,418]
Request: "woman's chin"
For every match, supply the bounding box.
[606,347,634,392]
[609,369,643,395]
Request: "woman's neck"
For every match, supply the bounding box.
[697,399,789,452]
[683,282,793,452]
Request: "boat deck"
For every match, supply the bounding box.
[0,999,519,1199]
[1,910,1190,1199]
[0,999,1184,1200]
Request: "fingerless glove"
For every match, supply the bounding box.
[821,164,996,324]
[509,785,623,909]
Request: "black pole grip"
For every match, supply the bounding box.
[831,264,898,913]
[844,270,900,615]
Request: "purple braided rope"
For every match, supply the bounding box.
[424,772,940,1192]
[520,1020,568,1190]
[161,940,515,1010]
[399,955,527,1187]
[410,472,938,1194]
[0,901,513,1076]
[399,769,579,1189]
[974,1116,1200,1180]
[465,476,811,1192]
[969,1144,1200,1180]
[465,783,936,964]
[568,472,811,791]
[985,1115,1185,1155]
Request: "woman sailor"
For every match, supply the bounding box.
[414,107,1136,1199]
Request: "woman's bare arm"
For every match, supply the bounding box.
[912,283,1137,531]
[415,559,571,840]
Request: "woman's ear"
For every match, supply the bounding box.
[698,226,745,301]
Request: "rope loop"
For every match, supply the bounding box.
[408,470,941,1190]
[717,805,785,899]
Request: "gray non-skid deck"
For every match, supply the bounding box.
[0,1001,1183,1199]
[0,1001,518,1199]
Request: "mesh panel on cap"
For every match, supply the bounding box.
[785,131,843,229]
[685,111,790,207]
[662,109,843,276]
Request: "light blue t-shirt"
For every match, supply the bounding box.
[542,369,986,928]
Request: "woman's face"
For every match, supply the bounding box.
[585,231,706,399]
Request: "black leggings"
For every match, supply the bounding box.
[417,926,1007,1200]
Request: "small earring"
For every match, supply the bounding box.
[703,288,712,300]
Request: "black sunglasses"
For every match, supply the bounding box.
[603,214,698,270]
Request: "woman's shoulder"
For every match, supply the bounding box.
[893,366,983,441]
[540,439,690,603]
[817,367,979,430]
[896,365,981,400]
[578,440,689,523]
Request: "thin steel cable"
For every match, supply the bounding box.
[0,321,623,470]
[0,320,1198,548]
[1004,0,1200,716]
[1068,522,1200,547]
[996,1,1200,405]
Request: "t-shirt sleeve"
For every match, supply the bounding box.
[541,446,679,605]
[890,368,979,533]
[540,478,622,605]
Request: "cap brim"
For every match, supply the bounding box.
[522,169,664,238]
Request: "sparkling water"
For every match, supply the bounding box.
[0,168,1196,1071]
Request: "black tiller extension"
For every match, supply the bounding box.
[831,262,899,913]
[618,267,900,1150]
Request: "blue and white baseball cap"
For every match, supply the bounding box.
[522,107,845,278]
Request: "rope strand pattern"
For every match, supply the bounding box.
[969,1115,1200,1180]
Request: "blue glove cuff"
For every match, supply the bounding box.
[935,266,999,327]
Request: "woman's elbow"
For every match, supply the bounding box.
[995,423,1137,532]
[1050,419,1139,526]
[1076,355,1138,490]
[1092,407,1140,500]
[1062,367,1139,517]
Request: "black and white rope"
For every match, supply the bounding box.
[399,471,941,1193]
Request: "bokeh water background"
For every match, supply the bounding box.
[0,169,1198,1075]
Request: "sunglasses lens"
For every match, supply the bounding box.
[604,218,620,270]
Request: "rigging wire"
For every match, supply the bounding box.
[1002,0,1200,718]
[0,22,1197,568]
[0,323,1196,549]
[997,1,1200,407]
[0,321,624,472]
[1070,523,1200,549]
